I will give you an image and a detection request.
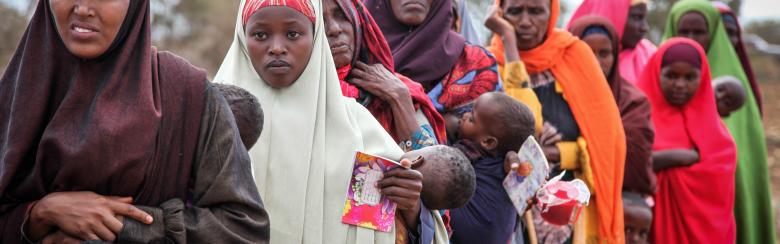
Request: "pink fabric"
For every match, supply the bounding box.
[566,0,630,39]
[619,39,656,84]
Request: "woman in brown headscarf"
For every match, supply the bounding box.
[569,16,656,197]
[0,0,268,243]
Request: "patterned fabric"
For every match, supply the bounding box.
[427,44,503,112]
[242,0,315,25]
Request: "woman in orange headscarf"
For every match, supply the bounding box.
[485,0,626,243]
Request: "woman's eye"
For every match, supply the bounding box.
[253,32,268,40]
[288,31,302,39]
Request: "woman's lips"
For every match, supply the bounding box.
[330,44,350,54]
[69,22,99,41]
[266,60,291,73]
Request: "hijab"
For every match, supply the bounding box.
[636,38,737,244]
[364,0,467,87]
[713,1,762,114]
[335,0,447,144]
[0,0,207,239]
[489,0,626,242]
[569,16,656,195]
[214,0,448,243]
[664,1,774,243]
[566,0,657,84]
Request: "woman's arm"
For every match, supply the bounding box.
[116,85,269,243]
[652,149,700,172]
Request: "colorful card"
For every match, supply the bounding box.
[341,151,401,232]
[503,136,550,215]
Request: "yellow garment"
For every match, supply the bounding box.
[500,61,600,244]
[214,0,448,243]
[631,0,648,6]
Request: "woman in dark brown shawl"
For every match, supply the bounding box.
[0,0,268,243]
[569,16,656,196]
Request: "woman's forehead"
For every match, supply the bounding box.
[505,0,549,8]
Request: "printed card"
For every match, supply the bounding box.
[341,151,401,232]
[503,136,550,214]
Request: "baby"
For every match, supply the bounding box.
[712,76,747,117]
[402,145,476,210]
[447,92,537,244]
[214,83,264,150]
[623,192,652,244]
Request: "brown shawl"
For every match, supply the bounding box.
[0,0,206,240]
[569,16,656,195]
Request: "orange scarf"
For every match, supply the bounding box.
[489,0,625,242]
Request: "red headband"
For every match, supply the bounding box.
[243,0,316,26]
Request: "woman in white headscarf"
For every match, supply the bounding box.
[214,0,449,243]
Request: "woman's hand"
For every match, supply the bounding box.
[348,61,410,103]
[379,159,423,229]
[29,191,153,241]
[539,122,563,162]
[41,231,81,244]
[485,5,515,38]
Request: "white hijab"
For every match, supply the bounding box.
[214,1,446,243]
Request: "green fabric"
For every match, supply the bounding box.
[664,1,776,244]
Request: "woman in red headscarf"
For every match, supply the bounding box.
[713,1,762,114]
[322,0,446,152]
[637,38,737,244]
[485,0,626,242]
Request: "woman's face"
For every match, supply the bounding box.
[323,0,356,68]
[660,61,701,107]
[622,3,648,49]
[676,12,710,50]
[245,7,314,89]
[502,0,550,51]
[582,33,614,78]
[388,0,434,26]
[50,0,130,59]
[722,16,740,47]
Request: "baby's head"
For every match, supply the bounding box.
[215,84,264,150]
[712,76,746,117]
[623,192,652,244]
[243,0,315,88]
[403,145,475,210]
[458,92,536,156]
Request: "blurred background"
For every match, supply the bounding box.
[1,0,778,238]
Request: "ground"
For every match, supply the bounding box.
[760,81,780,239]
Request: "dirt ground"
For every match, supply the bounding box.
[760,81,780,239]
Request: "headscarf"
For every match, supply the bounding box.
[334,0,446,144]
[0,0,207,240]
[214,0,448,243]
[364,0,467,87]
[566,0,657,84]
[713,1,762,114]
[569,16,655,196]
[636,38,737,244]
[664,1,775,244]
[243,0,316,24]
[489,0,626,242]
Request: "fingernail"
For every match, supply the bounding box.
[146,216,153,223]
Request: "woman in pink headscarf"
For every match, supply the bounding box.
[567,0,656,84]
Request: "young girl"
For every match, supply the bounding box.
[637,38,737,244]
[214,0,449,243]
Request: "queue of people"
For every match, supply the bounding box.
[0,0,774,243]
